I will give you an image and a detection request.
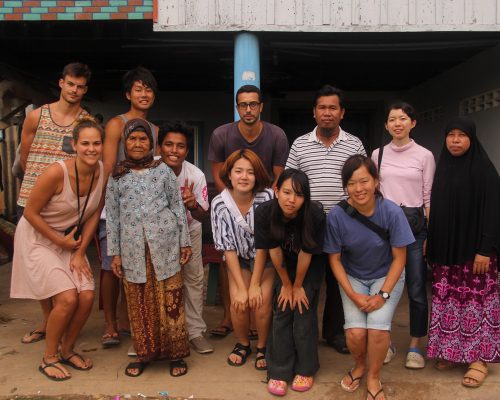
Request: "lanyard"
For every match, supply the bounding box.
[75,160,95,228]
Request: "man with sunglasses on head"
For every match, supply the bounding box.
[208,84,289,337]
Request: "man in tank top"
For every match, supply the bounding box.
[17,62,91,345]
[99,67,158,351]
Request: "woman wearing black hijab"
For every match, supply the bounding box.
[427,116,500,388]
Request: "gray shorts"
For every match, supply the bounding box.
[98,219,112,271]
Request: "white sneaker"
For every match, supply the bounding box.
[190,336,214,354]
[127,344,137,357]
[406,351,425,369]
[383,343,396,365]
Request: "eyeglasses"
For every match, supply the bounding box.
[237,102,261,110]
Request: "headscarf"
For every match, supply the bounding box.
[427,116,500,265]
[112,118,161,179]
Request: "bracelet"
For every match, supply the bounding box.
[188,202,199,212]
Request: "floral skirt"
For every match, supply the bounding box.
[123,244,189,362]
[427,253,500,363]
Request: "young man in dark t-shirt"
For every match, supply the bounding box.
[207,85,289,336]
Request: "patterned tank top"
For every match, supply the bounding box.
[17,104,88,207]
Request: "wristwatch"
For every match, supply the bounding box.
[378,290,390,300]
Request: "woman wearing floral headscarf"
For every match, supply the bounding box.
[427,116,500,388]
[106,118,192,378]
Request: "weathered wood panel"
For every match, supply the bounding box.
[155,0,500,31]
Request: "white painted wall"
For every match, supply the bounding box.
[404,43,500,170]
[155,0,500,32]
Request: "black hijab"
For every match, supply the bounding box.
[112,118,161,179]
[427,116,500,265]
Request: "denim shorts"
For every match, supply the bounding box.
[98,219,112,271]
[339,272,405,331]
[236,257,273,273]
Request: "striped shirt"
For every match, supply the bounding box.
[211,188,273,260]
[286,127,366,214]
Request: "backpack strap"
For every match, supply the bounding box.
[338,200,390,242]
[377,144,384,172]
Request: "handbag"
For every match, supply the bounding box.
[400,206,425,235]
[377,145,425,235]
[64,160,95,241]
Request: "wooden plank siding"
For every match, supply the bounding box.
[154,0,500,31]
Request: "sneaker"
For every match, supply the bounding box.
[190,336,214,354]
[127,344,137,357]
[406,349,425,369]
[383,343,396,365]
[268,379,287,396]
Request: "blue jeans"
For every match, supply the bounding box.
[405,225,429,338]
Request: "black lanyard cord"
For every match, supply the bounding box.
[75,160,96,228]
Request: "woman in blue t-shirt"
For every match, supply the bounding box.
[324,155,414,400]
[254,169,325,396]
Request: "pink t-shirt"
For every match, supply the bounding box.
[371,140,435,209]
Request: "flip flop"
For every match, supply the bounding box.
[39,359,71,381]
[102,332,120,348]
[21,330,46,344]
[118,329,132,337]
[434,359,459,371]
[60,352,93,371]
[340,369,363,392]
[210,325,233,337]
[367,381,385,400]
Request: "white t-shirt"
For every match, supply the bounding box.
[176,161,209,232]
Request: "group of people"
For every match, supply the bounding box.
[8,62,499,400]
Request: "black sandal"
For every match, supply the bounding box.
[255,346,267,371]
[227,342,252,367]
[125,361,148,377]
[170,359,188,377]
[367,382,385,400]
[39,359,71,381]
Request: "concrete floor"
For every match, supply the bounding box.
[0,251,498,400]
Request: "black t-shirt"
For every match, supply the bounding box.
[255,200,325,286]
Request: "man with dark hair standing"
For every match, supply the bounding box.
[286,85,366,354]
[159,122,213,354]
[99,66,158,349]
[208,84,289,336]
[17,62,91,344]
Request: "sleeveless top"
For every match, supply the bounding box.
[41,160,104,232]
[18,104,88,207]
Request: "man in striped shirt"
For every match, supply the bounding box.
[286,85,366,354]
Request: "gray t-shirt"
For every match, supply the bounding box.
[208,121,289,178]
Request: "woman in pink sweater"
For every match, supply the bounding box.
[371,102,435,369]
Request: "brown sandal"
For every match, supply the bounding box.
[462,361,488,388]
[434,359,459,371]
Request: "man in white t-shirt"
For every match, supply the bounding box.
[159,122,213,354]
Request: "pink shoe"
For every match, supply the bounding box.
[268,379,287,396]
[291,374,314,392]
